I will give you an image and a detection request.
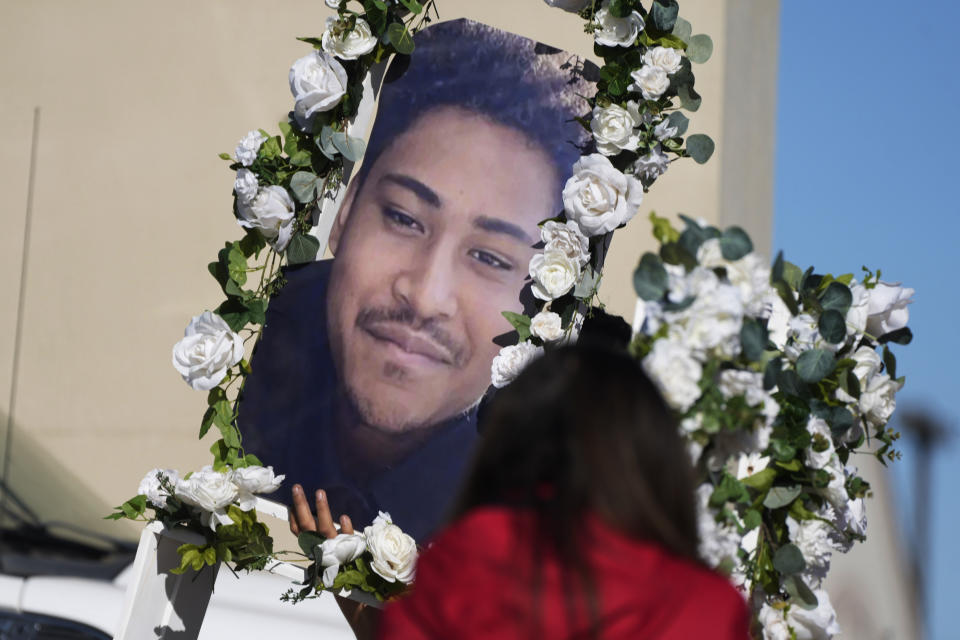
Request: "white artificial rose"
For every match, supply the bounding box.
[322,16,377,60]
[175,466,239,531]
[590,101,642,156]
[319,533,367,588]
[844,497,867,537]
[231,465,285,511]
[235,130,266,167]
[865,281,914,337]
[632,144,670,181]
[172,311,244,391]
[289,51,348,131]
[846,282,869,336]
[717,370,766,406]
[138,468,180,509]
[234,168,259,204]
[848,345,882,387]
[805,417,835,470]
[643,338,703,412]
[788,589,841,639]
[491,341,543,389]
[697,240,773,317]
[237,185,296,251]
[695,485,740,568]
[592,3,643,48]
[643,46,684,74]
[671,281,744,358]
[364,516,417,584]
[784,313,842,360]
[544,0,591,11]
[766,295,792,350]
[859,373,901,428]
[541,220,590,266]
[530,311,564,342]
[653,118,678,140]
[562,154,643,236]
[529,250,580,301]
[758,604,791,640]
[629,65,670,100]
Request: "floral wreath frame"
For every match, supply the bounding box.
[110,1,913,637]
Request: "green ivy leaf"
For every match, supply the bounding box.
[686,34,713,64]
[227,245,247,286]
[298,531,325,557]
[386,23,415,55]
[397,0,423,14]
[773,543,806,575]
[719,225,753,260]
[287,234,321,265]
[817,309,846,344]
[633,252,669,301]
[501,311,532,342]
[796,349,836,383]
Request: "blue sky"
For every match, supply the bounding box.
[775,2,958,638]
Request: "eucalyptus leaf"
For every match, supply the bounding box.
[678,83,701,111]
[796,349,836,383]
[290,171,320,204]
[651,0,679,32]
[666,111,689,136]
[783,575,820,610]
[763,357,781,391]
[287,234,321,265]
[817,309,846,344]
[878,327,913,345]
[719,225,752,260]
[773,543,806,575]
[820,281,853,314]
[685,133,715,164]
[331,132,367,163]
[671,16,692,41]
[740,318,767,362]
[633,252,669,301]
[318,126,339,160]
[763,485,802,509]
[686,34,713,63]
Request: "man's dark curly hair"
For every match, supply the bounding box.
[355,18,597,192]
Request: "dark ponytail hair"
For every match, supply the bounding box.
[451,344,700,634]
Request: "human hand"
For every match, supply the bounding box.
[288,484,379,640]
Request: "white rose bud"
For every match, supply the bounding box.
[529,250,580,301]
[175,466,239,531]
[231,465,285,511]
[491,341,543,389]
[562,153,643,236]
[541,220,590,266]
[629,65,670,100]
[138,468,180,510]
[642,46,684,75]
[322,16,378,60]
[543,0,591,11]
[235,130,266,167]
[237,185,296,251]
[591,101,642,156]
[642,339,703,412]
[632,144,670,181]
[592,3,644,48]
[234,168,259,204]
[865,281,914,337]
[364,515,417,584]
[289,51,348,131]
[172,312,244,391]
[859,373,901,428]
[319,533,367,588]
[530,311,564,342]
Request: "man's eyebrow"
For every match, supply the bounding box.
[381,173,441,208]
[474,215,533,244]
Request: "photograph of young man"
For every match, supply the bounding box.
[239,19,596,540]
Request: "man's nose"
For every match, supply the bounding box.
[391,246,459,321]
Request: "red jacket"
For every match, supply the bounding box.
[378,506,750,639]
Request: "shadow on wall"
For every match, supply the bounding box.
[0,411,137,579]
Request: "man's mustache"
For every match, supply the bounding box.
[356,307,468,368]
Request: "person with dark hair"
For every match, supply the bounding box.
[239,19,596,542]
[291,345,750,639]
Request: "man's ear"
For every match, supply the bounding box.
[328,177,362,256]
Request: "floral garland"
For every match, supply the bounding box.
[631,215,912,639]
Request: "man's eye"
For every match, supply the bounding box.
[383,208,424,233]
[469,249,513,271]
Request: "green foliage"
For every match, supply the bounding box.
[633,252,669,300]
[796,349,836,383]
[501,311,532,342]
[763,485,802,509]
[740,318,768,362]
[772,543,805,575]
[719,225,753,260]
[386,23,415,54]
[287,234,321,265]
[686,34,713,63]
[685,133,715,164]
[650,0,679,32]
[817,310,846,344]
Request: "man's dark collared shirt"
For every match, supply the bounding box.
[238,260,479,542]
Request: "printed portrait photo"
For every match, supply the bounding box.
[239,19,599,541]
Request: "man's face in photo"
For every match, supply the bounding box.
[326,106,559,434]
